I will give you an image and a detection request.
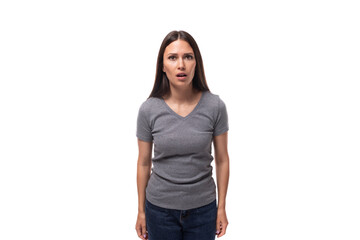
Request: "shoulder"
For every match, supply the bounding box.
[203,90,226,108]
[138,96,163,115]
[139,96,161,108]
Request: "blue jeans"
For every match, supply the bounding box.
[145,199,217,240]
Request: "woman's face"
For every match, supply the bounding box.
[163,39,196,88]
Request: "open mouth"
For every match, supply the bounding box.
[176,73,187,77]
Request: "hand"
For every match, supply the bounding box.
[135,212,148,240]
[216,208,228,238]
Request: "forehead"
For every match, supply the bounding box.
[164,40,194,54]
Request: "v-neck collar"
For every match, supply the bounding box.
[161,91,206,120]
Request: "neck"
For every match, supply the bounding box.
[165,85,200,104]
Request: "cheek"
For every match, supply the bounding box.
[191,63,196,73]
[163,65,174,77]
[163,63,169,72]
[163,62,175,72]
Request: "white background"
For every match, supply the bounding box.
[1,0,359,239]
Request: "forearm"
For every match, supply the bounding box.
[215,158,229,210]
[137,162,151,213]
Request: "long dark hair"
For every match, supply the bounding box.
[148,30,210,99]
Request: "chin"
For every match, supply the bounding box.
[171,81,191,87]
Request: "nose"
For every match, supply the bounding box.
[177,58,185,70]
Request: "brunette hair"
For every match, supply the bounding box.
[148,30,210,99]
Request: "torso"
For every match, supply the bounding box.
[136,90,229,210]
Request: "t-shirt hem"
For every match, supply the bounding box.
[146,195,217,211]
[213,127,229,137]
[136,134,153,142]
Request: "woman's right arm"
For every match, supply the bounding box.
[135,139,152,240]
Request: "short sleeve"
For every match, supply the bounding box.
[136,102,153,142]
[213,96,229,136]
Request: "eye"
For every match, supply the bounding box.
[185,55,194,60]
[168,56,176,60]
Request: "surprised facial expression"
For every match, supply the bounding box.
[163,40,196,87]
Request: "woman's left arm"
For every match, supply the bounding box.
[213,131,229,238]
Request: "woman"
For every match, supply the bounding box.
[135,30,230,240]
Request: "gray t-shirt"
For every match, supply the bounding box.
[136,90,229,210]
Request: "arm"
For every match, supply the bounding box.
[135,139,152,240]
[213,131,230,238]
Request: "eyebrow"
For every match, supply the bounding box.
[167,52,194,56]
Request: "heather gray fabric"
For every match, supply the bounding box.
[136,90,229,210]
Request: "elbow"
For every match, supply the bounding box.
[137,156,152,167]
[215,155,229,165]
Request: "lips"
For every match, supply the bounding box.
[176,73,187,77]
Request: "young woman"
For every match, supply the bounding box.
[135,30,230,240]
